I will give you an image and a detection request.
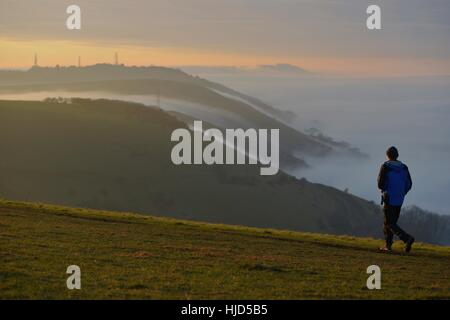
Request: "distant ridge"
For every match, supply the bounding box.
[181,63,311,76]
[0,64,193,85]
[0,64,367,165]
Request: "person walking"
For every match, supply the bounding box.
[377,146,415,253]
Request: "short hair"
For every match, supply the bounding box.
[386,146,399,160]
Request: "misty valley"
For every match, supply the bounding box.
[0,65,449,246]
[3,0,450,302]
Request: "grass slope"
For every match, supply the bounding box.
[0,98,380,238]
[1,200,449,300]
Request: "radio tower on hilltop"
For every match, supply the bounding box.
[33,53,38,66]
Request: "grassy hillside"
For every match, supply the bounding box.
[1,199,449,299]
[0,98,381,239]
[0,64,294,121]
[0,65,367,161]
[0,78,331,161]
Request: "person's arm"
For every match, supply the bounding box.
[405,165,412,193]
[377,163,387,191]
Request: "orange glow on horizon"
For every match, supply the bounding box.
[1,38,449,77]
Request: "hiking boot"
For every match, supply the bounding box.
[405,237,415,253]
[379,246,392,252]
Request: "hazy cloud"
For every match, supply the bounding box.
[1,0,449,61]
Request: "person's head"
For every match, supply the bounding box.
[386,146,399,161]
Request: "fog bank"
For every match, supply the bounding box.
[188,74,450,215]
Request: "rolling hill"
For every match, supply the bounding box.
[1,98,449,244]
[0,98,378,236]
[1,199,449,299]
[0,65,367,168]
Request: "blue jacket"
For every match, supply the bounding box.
[377,160,412,206]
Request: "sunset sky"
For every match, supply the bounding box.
[1,0,449,76]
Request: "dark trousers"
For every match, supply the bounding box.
[383,204,412,247]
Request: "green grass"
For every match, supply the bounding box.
[1,199,449,299]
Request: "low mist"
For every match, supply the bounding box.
[1,74,449,215]
[185,73,450,215]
